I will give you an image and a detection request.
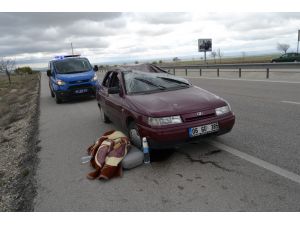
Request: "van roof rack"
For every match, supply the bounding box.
[64,54,81,58]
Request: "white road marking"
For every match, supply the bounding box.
[178,76,300,84]
[208,140,300,185]
[281,101,300,105]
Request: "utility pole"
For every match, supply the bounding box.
[71,42,74,55]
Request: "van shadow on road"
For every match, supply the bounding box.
[59,96,96,105]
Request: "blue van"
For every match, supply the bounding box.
[47,55,98,103]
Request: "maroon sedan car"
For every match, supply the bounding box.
[96,64,235,149]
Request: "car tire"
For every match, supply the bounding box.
[98,104,110,123]
[128,121,142,149]
[55,94,62,104]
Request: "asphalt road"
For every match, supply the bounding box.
[34,73,300,211]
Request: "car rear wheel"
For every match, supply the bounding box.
[128,121,142,149]
[98,104,110,123]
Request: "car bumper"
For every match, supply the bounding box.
[55,86,96,99]
[137,113,235,149]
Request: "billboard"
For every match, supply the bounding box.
[198,39,212,52]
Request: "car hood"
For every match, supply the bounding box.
[56,70,94,82]
[126,86,226,117]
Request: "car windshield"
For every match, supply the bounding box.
[54,58,92,74]
[124,71,190,94]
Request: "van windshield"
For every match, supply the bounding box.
[54,58,92,74]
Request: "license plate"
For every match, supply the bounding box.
[75,89,88,94]
[188,123,219,137]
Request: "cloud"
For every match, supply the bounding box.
[131,12,190,24]
[136,26,173,36]
[0,12,300,67]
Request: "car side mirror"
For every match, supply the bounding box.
[93,65,98,72]
[47,70,52,77]
[108,86,120,94]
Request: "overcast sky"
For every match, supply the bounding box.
[0,12,300,67]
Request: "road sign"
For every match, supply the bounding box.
[198,39,212,52]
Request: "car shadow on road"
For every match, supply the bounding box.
[145,136,222,163]
[150,148,175,162]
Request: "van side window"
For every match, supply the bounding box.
[50,62,54,74]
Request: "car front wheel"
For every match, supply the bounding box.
[128,121,142,149]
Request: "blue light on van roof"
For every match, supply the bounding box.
[54,55,65,60]
[54,55,81,60]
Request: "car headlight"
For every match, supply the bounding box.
[56,79,66,86]
[91,74,98,81]
[148,116,182,126]
[215,105,231,116]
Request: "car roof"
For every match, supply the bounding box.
[108,63,170,74]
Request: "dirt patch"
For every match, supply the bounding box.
[0,74,40,211]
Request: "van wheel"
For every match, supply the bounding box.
[55,94,62,104]
[98,104,110,123]
[128,121,142,149]
[50,89,55,98]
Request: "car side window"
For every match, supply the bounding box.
[109,72,120,88]
[102,72,112,87]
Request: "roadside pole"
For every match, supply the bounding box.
[297,30,299,54]
[204,50,207,64]
[71,42,74,55]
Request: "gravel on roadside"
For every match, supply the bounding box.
[0,74,40,211]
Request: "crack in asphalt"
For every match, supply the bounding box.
[204,149,222,156]
[175,150,233,172]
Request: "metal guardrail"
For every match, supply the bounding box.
[160,62,300,79]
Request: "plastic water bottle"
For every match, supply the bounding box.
[142,137,151,164]
[81,155,92,164]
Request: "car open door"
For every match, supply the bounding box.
[105,72,124,126]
